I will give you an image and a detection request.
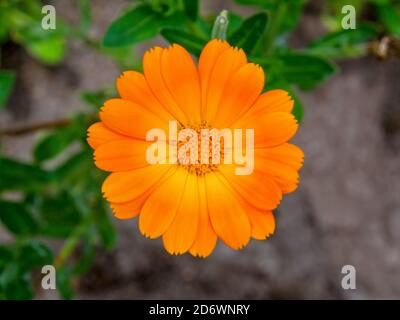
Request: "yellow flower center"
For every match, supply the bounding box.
[177,122,224,176]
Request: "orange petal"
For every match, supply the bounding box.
[143,47,188,124]
[139,168,188,239]
[110,187,153,219]
[100,98,168,140]
[163,173,199,255]
[94,139,160,172]
[214,63,264,127]
[236,112,298,148]
[217,175,276,240]
[189,176,217,258]
[270,175,299,194]
[235,90,294,125]
[116,71,173,122]
[247,208,275,240]
[161,44,202,125]
[205,172,250,250]
[255,143,304,170]
[198,39,230,120]
[203,46,247,124]
[87,122,128,149]
[255,144,304,194]
[102,165,173,203]
[219,164,282,210]
[254,154,298,182]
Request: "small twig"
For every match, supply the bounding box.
[370,36,400,60]
[0,118,71,136]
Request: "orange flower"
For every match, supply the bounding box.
[87,39,304,257]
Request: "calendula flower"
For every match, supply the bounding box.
[87,39,304,257]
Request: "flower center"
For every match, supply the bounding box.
[177,122,224,176]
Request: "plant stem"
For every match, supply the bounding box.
[211,10,229,40]
[0,119,71,136]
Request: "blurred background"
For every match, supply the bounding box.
[0,0,400,299]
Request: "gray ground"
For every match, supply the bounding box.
[1,0,399,299]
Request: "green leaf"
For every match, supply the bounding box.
[0,245,13,267]
[53,151,92,186]
[0,157,52,192]
[3,271,33,300]
[103,5,185,47]
[226,12,244,37]
[0,70,16,109]
[96,200,116,250]
[17,241,53,271]
[81,89,112,108]
[160,28,207,56]
[289,90,304,122]
[228,13,268,54]
[72,236,96,275]
[57,266,74,300]
[4,7,68,65]
[256,53,337,90]
[0,19,7,44]
[79,0,92,33]
[376,3,400,37]
[183,0,198,21]
[33,126,79,163]
[307,23,380,59]
[39,192,82,238]
[0,200,39,236]
[234,0,274,7]
[234,0,305,33]
[26,36,66,65]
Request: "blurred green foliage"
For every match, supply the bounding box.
[0,0,399,299]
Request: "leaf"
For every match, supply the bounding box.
[33,126,79,163]
[0,200,39,236]
[228,13,268,54]
[81,89,112,108]
[72,236,96,275]
[256,53,337,90]
[183,0,198,21]
[0,157,52,192]
[96,200,116,250]
[307,23,380,59]
[53,151,92,186]
[234,0,275,7]
[5,7,67,65]
[0,70,16,109]
[0,20,7,44]
[79,0,92,33]
[226,12,244,37]
[26,36,66,65]
[160,28,207,56]
[103,5,185,47]
[3,271,33,300]
[0,245,13,266]
[234,0,305,33]
[17,241,53,271]
[39,192,82,238]
[289,91,304,122]
[376,3,400,37]
[57,266,74,300]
